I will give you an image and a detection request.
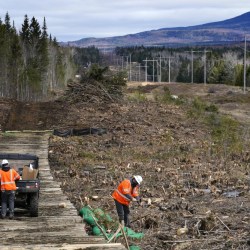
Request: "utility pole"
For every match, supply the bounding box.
[138,63,141,82]
[129,54,132,81]
[123,55,130,81]
[153,60,155,82]
[168,57,171,83]
[203,49,212,84]
[151,58,158,82]
[244,36,247,94]
[155,56,161,82]
[191,51,194,83]
[160,56,162,82]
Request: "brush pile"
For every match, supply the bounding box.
[65,80,123,104]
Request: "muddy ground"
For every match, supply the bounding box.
[0,82,249,249]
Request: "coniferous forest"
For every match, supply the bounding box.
[0,13,78,101]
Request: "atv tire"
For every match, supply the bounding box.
[29,193,39,217]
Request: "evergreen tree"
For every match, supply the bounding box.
[39,17,49,94]
[234,64,244,86]
[193,60,204,83]
[20,15,30,43]
[49,34,52,43]
[4,12,11,32]
[20,14,30,68]
[52,36,58,46]
[176,59,190,83]
[29,16,41,56]
[40,17,49,60]
[247,66,250,87]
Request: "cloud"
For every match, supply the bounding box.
[0,0,249,41]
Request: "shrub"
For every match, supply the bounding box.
[128,90,147,102]
[154,86,185,105]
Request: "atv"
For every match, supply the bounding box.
[0,153,40,217]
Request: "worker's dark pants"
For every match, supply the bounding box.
[1,191,15,217]
[114,199,130,227]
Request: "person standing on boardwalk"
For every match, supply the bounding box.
[0,159,20,219]
[112,175,142,227]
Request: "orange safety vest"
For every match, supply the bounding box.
[0,169,20,191]
[112,179,139,206]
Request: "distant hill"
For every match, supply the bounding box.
[65,12,250,49]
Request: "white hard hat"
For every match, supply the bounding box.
[2,159,9,166]
[134,175,143,185]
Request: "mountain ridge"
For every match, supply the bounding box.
[65,12,250,49]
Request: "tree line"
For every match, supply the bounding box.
[115,45,250,86]
[0,13,77,101]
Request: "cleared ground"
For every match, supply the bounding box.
[0,82,249,249]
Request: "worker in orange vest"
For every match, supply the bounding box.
[112,175,142,227]
[0,159,20,219]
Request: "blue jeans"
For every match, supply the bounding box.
[1,191,15,217]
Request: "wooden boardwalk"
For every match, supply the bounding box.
[0,132,125,250]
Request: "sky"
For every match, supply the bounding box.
[0,1,249,42]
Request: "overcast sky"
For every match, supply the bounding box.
[0,1,249,42]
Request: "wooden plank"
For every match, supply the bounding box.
[0,243,126,250]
